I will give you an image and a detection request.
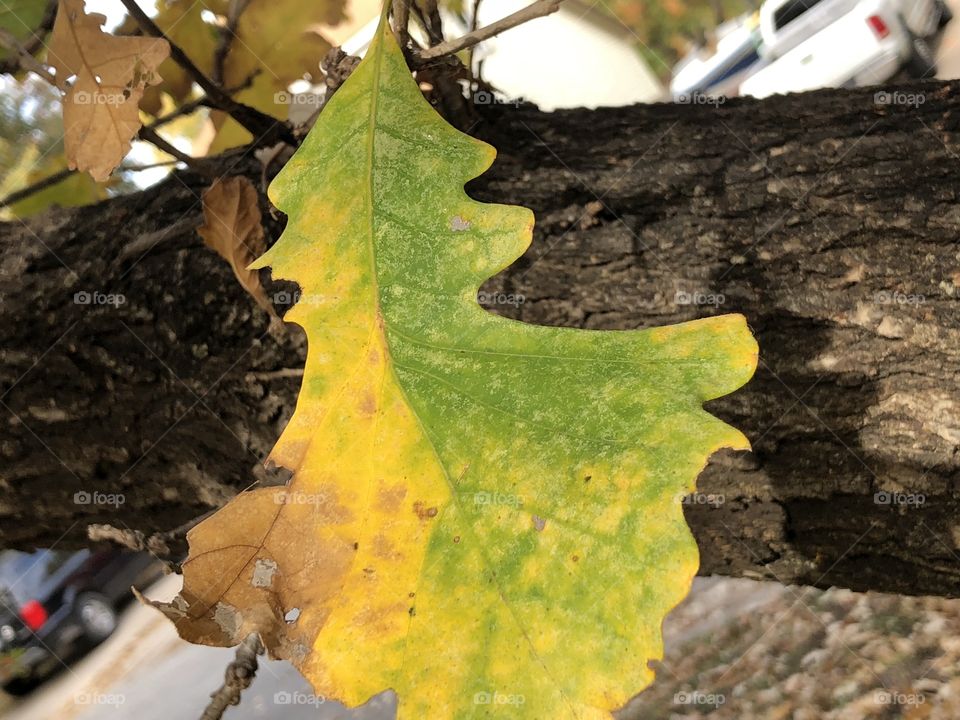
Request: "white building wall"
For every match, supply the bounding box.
[472,0,665,109]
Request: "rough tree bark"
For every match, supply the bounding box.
[3,79,960,598]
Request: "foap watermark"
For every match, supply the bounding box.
[676,92,726,107]
[271,290,327,307]
[473,90,525,108]
[274,691,326,707]
[674,290,725,308]
[474,491,524,508]
[478,291,525,308]
[874,90,926,108]
[74,290,126,307]
[75,692,125,707]
[874,491,925,508]
[874,690,925,706]
[73,90,127,106]
[676,492,725,508]
[674,690,726,707]
[273,91,323,108]
[473,691,526,706]
[73,490,125,508]
[273,490,330,506]
[874,290,925,306]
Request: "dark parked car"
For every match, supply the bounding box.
[0,548,163,695]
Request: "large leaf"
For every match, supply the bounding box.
[153,14,757,719]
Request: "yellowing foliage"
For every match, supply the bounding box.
[151,14,758,720]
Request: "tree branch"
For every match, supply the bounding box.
[212,0,250,86]
[0,27,57,83]
[5,82,960,599]
[0,0,57,75]
[417,0,564,60]
[117,0,291,145]
[199,632,264,720]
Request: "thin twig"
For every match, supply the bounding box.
[392,0,411,50]
[0,76,258,210]
[0,167,74,208]
[120,158,182,171]
[245,367,305,382]
[212,0,250,86]
[0,0,57,75]
[200,633,264,720]
[87,510,215,570]
[138,126,198,168]
[117,0,289,144]
[418,0,445,45]
[418,0,564,60]
[0,28,57,83]
[467,0,483,71]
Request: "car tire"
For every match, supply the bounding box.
[938,0,954,28]
[74,592,117,643]
[906,34,937,78]
[2,676,40,696]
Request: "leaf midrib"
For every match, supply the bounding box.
[359,22,577,715]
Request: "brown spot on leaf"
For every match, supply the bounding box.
[376,484,407,512]
[572,555,580,562]
[372,534,400,560]
[359,391,377,415]
[453,535,460,544]
[413,501,438,520]
[532,515,546,532]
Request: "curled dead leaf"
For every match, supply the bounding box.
[197,176,276,317]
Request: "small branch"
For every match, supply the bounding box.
[0,69,262,210]
[212,0,250,86]
[417,0,445,45]
[87,511,214,569]
[120,158,182,172]
[0,167,74,209]
[117,0,290,145]
[245,367,305,382]
[418,0,564,60]
[200,633,264,720]
[0,28,58,84]
[392,0,411,50]
[467,0,483,71]
[138,126,198,168]
[0,0,57,75]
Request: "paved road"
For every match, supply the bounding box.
[1,574,396,720]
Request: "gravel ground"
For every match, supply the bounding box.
[625,581,960,719]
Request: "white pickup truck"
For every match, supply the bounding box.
[740,0,951,99]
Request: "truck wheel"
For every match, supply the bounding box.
[2,676,40,697]
[75,592,117,643]
[938,0,953,28]
[906,35,937,78]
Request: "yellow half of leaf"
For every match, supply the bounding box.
[154,15,758,720]
[49,0,169,181]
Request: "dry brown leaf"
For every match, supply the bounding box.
[197,176,275,316]
[48,0,169,181]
